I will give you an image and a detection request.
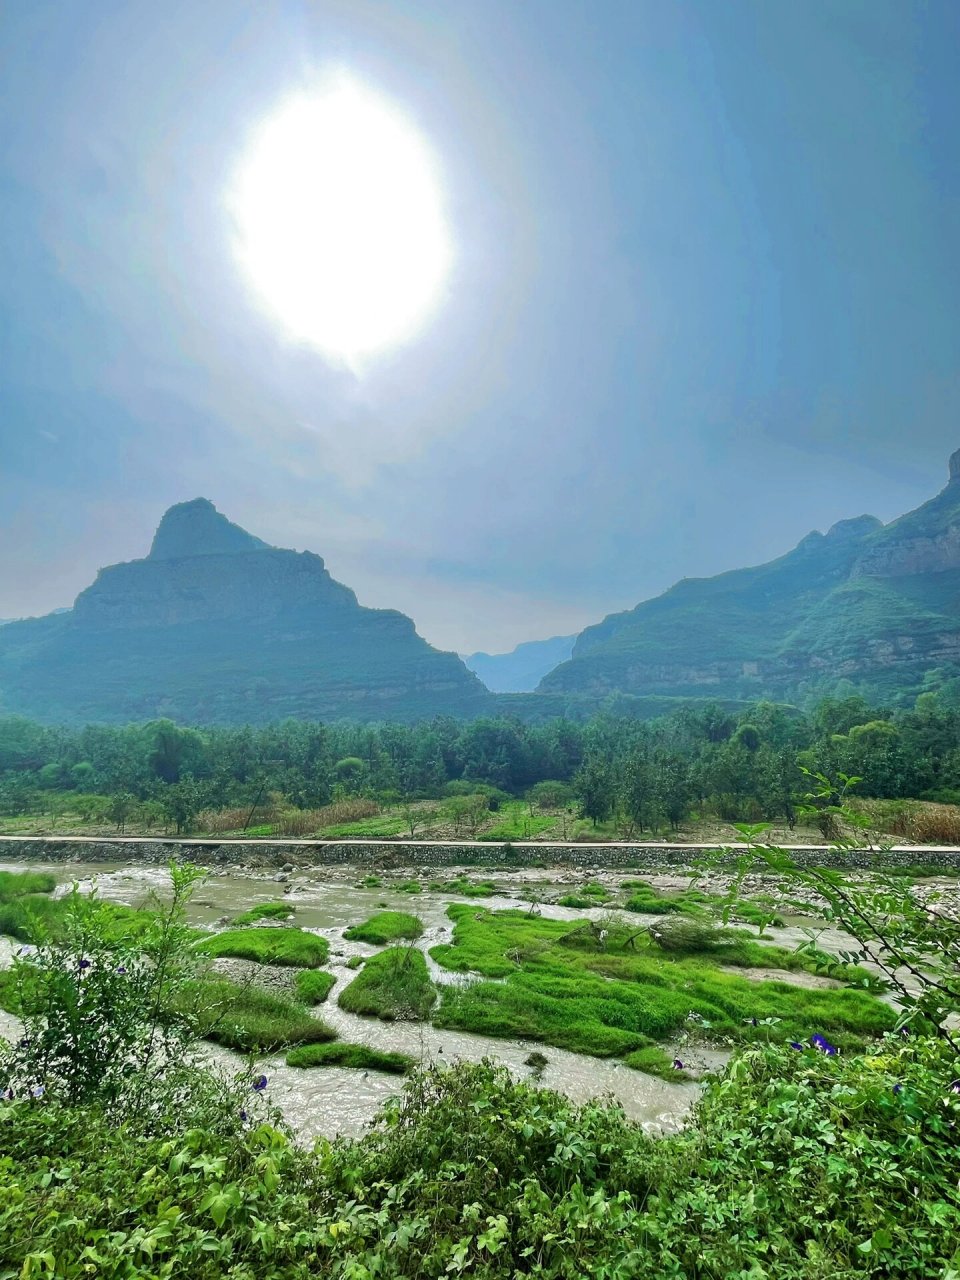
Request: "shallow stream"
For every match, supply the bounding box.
[0,860,710,1141]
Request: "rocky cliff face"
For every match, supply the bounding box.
[541,451,960,706]
[0,501,490,725]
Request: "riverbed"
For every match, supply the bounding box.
[0,859,716,1141]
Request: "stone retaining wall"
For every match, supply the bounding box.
[1,837,959,872]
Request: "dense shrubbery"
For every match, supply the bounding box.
[1,1045,958,1278]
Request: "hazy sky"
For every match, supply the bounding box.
[2,0,959,653]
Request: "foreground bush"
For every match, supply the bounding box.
[1,1044,958,1278]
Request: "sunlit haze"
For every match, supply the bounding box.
[229,75,453,363]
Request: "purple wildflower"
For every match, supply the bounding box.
[31,1085,44,1099]
[78,959,91,971]
[672,1059,684,1071]
[893,1084,903,1095]
[949,1080,960,1095]
[240,1109,248,1122]
[17,1038,30,1049]
[3,1088,13,1101]
[116,966,127,975]
[252,1074,268,1093]
[746,1017,758,1027]
[810,1034,838,1056]
[788,1042,804,1051]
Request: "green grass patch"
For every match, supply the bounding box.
[448,877,498,898]
[338,946,435,1021]
[357,874,382,888]
[0,870,57,901]
[344,911,424,945]
[431,906,893,1058]
[395,881,423,895]
[346,955,364,970]
[295,969,336,1004]
[183,976,335,1053]
[195,926,329,968]
[286,1042,414,1073]
[232,901,295,925]
[557,894,594,909]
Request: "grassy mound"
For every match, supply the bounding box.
[286,1042,414,1073]
[195,926,329,967]
[295,969,336,1004]
[184,976,335,1052]
[232,901,295,925]
[431,906,893,1057]
[338,946,435,1021]
[0,870,57,900]
[344,911,424,945]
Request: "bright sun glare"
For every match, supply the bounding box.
[229,75,453,363]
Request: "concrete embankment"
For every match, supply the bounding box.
[1,834,959,871]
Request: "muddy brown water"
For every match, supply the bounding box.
[0,860,722,1141]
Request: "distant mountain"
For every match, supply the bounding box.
[465,634,576,692]
[540,449,960,707]
[0,499,490,725]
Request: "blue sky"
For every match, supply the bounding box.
[2,0,959,652]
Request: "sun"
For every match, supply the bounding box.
[229,75,454,364]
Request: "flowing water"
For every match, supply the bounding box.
[0,860,708,1141]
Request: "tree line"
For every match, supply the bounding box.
[0,692,959,832]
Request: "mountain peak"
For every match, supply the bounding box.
[148,499,271,560]
[949,448,960,485]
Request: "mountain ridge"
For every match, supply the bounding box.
[539,450,960,706]
[0,500,490,725]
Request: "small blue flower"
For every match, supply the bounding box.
[78,959,91,970]
[949,1079,960,1095]
[17,1038,30,1049]
[17,945,34,957]
[240,1109,248,1121]
[672,1058,684,1071]
[899,1026,909,1039]
[252,1074,268,1093]
[31,1085,44,1099]
[745,1017,758,1027]
[810,1034,838,1056]
[893,1084,903,1095]
[788,1042,804,1051]
[116,966,127,975]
